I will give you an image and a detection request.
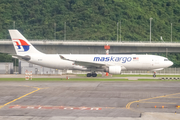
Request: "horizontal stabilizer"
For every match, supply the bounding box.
[12,54,31,61]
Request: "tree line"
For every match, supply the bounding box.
[0,0,180,66]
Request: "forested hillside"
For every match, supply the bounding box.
[0,0,180,41]
[1,0,180,67]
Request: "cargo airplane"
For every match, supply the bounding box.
[9,30,173,77]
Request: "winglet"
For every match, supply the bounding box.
[59,55,66,60]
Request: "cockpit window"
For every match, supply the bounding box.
[164,59,169,61]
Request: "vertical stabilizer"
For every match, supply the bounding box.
[9,30,43,55]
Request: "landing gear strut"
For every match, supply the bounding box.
[86,72,97,77]
[153,71,156,78]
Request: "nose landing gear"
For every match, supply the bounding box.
[86,72,97,77]
[153,71,156,77]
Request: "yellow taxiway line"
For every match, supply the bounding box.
[126,92,180,109]
[0,86,43,109]
[165,97,180,98]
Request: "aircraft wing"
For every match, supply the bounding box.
[60,55,106,67]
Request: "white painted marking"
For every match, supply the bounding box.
[13,106,21,108]
[27,106,34,109]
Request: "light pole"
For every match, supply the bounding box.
[64,22,66,40]
[150,18,153,43]
[117,22,118,42]
[120,20,121,42]
[13,21,15,29]
[171,23,172,42]
[54,23,56,40]
[13,21,16,74]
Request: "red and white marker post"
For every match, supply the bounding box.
[104,44,110,76]
[104,44,110,55]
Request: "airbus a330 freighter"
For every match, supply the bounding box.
[9,30,173,77]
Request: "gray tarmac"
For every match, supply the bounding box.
[0,79,180,120]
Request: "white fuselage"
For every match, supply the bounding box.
[27,54,173,72]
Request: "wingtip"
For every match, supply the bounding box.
[59,55,65,60]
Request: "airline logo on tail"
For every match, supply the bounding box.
[13,39,30,52]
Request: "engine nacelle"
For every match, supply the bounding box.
[105,66,121,74]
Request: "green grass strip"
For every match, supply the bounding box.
[0,78,179,82]
[77,74,180,77]
[0,78,128,81]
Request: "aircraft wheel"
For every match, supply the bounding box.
[92,73,97,77]
[87,73,92,77]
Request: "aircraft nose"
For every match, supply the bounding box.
[169,61,173,66]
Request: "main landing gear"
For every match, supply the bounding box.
[86,72,97,77]
[153,71,156,78]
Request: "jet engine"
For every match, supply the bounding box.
[105,66,121,74]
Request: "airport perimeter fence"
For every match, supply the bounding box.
[0,62,13,74]
[19,67,180,75]
[72,67,180,75]
[120,67,180,75]
[1,67,180,75]
[0,61,180,75]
